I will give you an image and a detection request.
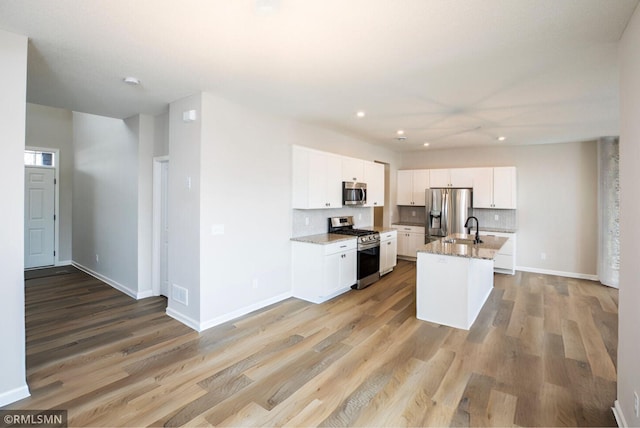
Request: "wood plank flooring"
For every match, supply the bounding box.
[3,261,618,427]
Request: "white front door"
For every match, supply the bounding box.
[24,167,55,268]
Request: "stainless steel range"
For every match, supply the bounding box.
[328,216,380,289]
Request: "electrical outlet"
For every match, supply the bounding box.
[412,210,416,217]
[305,217,309,226]
[358,213,362,220]
[95,254,99,263]
[494,214,500,221]
[540,252,547,260]
[634,391,639,418]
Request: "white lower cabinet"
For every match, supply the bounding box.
[292,239,357,303]
[392,225,426,259]
[380,230,398,275]
[479,231,516,275]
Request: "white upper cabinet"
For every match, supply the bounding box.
[363,161,384,207]
[292,146,342,209]
[429,169,451,187]
[397,169,429,206]
[430,168,475,187]
[492,167,517,209]
[342,157,365,182]
[472,166,517,209]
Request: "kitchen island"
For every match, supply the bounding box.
[416,234,508,330]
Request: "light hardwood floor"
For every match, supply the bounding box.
[4,261,618,427]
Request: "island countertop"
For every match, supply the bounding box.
[418,233,508,260]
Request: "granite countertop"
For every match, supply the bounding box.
[471,227,518,234]
[290,233,357,245]
[372,226,397,233]
[418,233,508,260]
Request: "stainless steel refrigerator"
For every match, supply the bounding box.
[425,188,473,242]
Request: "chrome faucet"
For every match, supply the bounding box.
[464,216,483,244]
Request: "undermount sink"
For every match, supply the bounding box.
[441,238,477,245]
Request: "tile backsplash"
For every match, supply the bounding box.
[397,206,517,230]
[292,207,374,237]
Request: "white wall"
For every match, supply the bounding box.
[0,28,30,407]
[198,93,293,327]
[153,110,170,157]
[617,4,640,426]
[25,103,74,263]
[72,112,140,296]
[400,141,598,277]
[166,94,202,327]
[136,115,155,297]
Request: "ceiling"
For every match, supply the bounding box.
[0,0,637,151]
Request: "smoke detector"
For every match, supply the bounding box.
[396,136,407,142]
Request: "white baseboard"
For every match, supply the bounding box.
[0,384,30,407]
[516,266,599,281]
[613,400,628,427]
[166,307,200,331]
[199,292,292,332]
[71,261,139,299]
[137,289,154,299]
[55,260,72,267]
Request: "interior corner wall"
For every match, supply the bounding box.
[72,112,139,297]
[153,110,170,157]
[617,3,640,426]
[0,28,29,407]
[399,141,598,277]
[25,103,74,263]
[167,94,202,327]
[136,114,155,297]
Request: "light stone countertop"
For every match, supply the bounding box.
[372,226,396,234]
[417,233,508,260]
[290,233,357,245]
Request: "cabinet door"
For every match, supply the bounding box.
[397,170,414,205]
[384,238,397,270]
[493,167,516,209]
[324,252,342,294]
[396,232,409,256]
[412,170,430,206]
[429,169,450,187]
[340,250,357,289]
[342,157,364,182]
[472,168,494,208]
[364,161,385,207]
[450,168,475,187]
[408,232,426,257]
[325,153,343,208]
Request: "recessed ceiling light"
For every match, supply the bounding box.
[423,142,430,147]
[356,111,366,118]
[397,129,405,135]
[497,136,506,141]
[123,76,140,86]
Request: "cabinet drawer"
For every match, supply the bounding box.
[392,225,425,234]
[324,239,357,255]
[380,231,397,241]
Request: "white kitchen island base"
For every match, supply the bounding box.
[416,251,494,330]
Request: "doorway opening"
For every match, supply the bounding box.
[152,156,169,297]
[24,148,59,269]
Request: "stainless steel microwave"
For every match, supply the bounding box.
[343,181,367,205]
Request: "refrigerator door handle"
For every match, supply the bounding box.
[441,190,449,237]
